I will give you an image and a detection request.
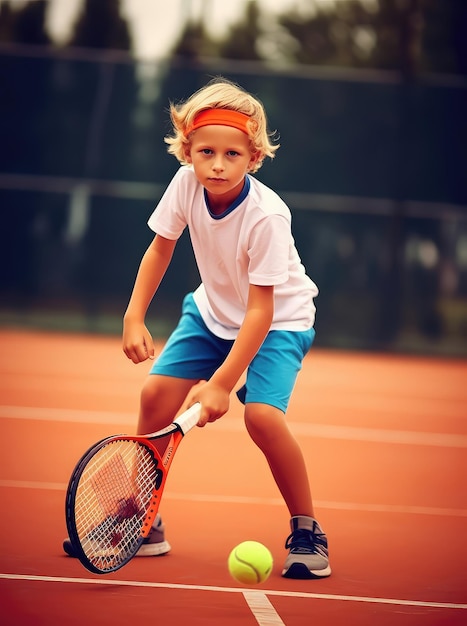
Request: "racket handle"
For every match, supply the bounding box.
[174,402,201,434]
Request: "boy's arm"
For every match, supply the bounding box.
[123,234,176,363]
[188,283,274,426]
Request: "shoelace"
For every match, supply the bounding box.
[284,528,327,555]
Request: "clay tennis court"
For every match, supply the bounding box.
[1,328,466,625]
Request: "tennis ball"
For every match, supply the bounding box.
[228,541,273,585]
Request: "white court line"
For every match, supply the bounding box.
[2,405,467,448]
[0,406,135,425]
[0,480,466,518]
[244,591,285,625]
[0,573,465,610]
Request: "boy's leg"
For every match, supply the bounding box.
[244,402,330,579]
[244,402,314,517]
[65,293,227,558]
[138,373,196,435]
[240,329,330,579]
[134,293,231,554]
[140,292,231,436]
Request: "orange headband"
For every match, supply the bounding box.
[189,109,251,135]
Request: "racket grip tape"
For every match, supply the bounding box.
[174,402,201,434]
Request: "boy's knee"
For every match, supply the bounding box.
[244,403,284,443]
[140,377,161,411]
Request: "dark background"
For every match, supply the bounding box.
[1,0,466,355]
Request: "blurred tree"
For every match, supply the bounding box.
[218,0,263,61]
[0,0,51,45]
[56,0,139,317]
[171,19,218,61]
[278,1,369,67]
[169,0,266,63]
[0,1,53,305]
[0,1,14,43]
[46,0,135,184]
[371,0,422,74]
[421,0,467,74]
[273,0,465,76]
[69,0,132,51]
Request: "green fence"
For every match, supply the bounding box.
[1,45,466,355]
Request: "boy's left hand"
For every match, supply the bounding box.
[184,380,230,427]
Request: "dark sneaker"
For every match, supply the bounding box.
[282,516,331,579]
[63,514,171,557]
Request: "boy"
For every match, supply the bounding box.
[64,77,330,579]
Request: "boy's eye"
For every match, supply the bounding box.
[227,150,239,157]
[201,148,213,155]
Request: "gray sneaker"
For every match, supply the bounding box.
[136,514,171,556]
[282,516,331,579]
[63,514,171,558]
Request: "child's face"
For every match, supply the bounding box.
[186,125,258,212]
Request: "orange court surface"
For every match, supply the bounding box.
[0,328,466,625]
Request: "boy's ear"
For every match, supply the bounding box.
[183,144,192,163]
[248,151,261,171]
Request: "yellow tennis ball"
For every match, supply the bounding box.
[228,541,273,585]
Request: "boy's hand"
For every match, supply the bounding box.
[122,321,155,364]
[184,380,230,427]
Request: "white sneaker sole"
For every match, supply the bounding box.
[282,562,331,579]
[136,540,171,557]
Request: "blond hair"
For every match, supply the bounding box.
[164,77,279,173]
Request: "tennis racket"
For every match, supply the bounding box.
[65,402,201,574]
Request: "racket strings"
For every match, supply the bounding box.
[74,439,159,570]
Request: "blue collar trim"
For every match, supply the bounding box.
[204,176,250,220]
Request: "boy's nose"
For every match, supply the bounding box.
[212,158,225,172]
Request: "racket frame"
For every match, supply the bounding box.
[65,403,201,574]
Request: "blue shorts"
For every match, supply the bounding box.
[150,293,315,412]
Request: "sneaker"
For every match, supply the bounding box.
[282,515,331,579]
[136,515,171,556]
[63,514,171,558]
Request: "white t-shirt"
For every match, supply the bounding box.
[148,166,318,340]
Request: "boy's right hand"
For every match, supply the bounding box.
[122,321,155,364]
